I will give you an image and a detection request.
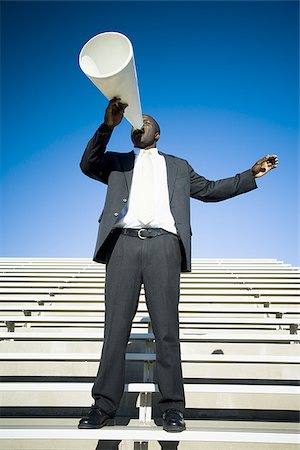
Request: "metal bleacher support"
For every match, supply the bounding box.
[0,257,299,450]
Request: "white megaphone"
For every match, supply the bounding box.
[79,32,143,129]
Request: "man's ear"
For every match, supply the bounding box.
[155,132,160,141]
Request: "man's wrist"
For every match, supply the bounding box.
[98,123,114,133]
[251,167,259,178]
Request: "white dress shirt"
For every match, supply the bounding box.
[115,147,177,234]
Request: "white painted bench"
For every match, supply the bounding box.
[1,287,299,297]
[0,294,299,306]
[0,424,299,445]
[2,280,299,289]
[1,274,299,281]
[0,259,293,266]
[1,352,299,364]
[2,381,298,395]
[1,315,299,333]
[2,267,298,282]
[1,330,299,342]
[0,304,298,317]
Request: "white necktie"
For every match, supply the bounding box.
[137,149,155,225]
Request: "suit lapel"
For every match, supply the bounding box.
[159,151,178,202]
[120,151,135,193]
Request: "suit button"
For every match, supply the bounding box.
[122,198,127,203]
[114,212,119,217]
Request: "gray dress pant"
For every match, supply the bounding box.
[91,230,185,416]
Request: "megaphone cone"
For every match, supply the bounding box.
[79,32,143,129]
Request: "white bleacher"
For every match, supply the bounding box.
[0,257,299,450]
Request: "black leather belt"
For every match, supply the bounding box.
[120,228,173,240]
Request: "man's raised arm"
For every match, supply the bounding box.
[80,97,127,182]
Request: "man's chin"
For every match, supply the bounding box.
[132,136,155,149]
[132,140,147,149]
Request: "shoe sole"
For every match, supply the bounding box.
[78,418,115,429]
[163,425,186,432]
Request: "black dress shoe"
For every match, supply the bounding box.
[78,404,114,429]
[162,409,186,432]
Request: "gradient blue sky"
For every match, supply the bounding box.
[1,1,299,266]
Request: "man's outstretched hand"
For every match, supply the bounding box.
[251,155,279,178]
[104,97,128,129]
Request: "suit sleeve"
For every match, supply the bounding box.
[80,125,113,183]
[189,164,257,202]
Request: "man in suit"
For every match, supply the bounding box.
[78,98,278,432]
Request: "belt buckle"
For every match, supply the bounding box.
[138,228,147,240]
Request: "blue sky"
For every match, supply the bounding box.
[1,1,299,266]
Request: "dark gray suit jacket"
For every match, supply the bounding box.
[80,126,257,272]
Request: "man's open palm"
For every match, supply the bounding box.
[251,155,278,178]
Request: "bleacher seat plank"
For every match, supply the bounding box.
[1,382,298,395]
[0,330,300,342]
[2,315,298,325]
[0,352,299,364]
[1,273,297,280]
[1,287,299,296]
[0,304,299,315]
[1,315,299,328]
[0,425,298,444]
[0,295,299,305]
[2,280,299,289]
[1,275,299,282]
[0,331,299,342]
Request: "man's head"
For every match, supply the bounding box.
[131,114,160,149]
